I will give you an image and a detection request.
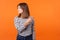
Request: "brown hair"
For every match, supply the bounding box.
[17,2,30,18]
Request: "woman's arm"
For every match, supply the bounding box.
[14,16,32,33]
[24,17,32,27]
[20,17,33,33]
[31,18,36,40]
[14,16,26,32]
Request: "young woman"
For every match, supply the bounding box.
[14,2,35,40]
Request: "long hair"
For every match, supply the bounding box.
[17,2,30,18]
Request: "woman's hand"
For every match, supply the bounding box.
[24,17,32,27]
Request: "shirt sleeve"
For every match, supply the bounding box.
[31,16,36,40]
[14,16,26,32]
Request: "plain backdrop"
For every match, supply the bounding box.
[0,0,60,40]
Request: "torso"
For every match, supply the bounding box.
[16,16,33,37]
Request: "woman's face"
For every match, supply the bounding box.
[17,5,28,18]
[17,6,23,14]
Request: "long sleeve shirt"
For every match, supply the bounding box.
[14,16,36,40]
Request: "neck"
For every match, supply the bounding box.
[20,16,25,19]
[20,12,29,19]
[21,16,29,19]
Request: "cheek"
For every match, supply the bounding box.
[18,9,23,13]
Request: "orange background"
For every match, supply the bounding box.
[0,0,60,40]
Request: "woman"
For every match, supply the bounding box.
[14,2,35,40]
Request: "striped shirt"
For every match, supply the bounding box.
[14,16,35,40]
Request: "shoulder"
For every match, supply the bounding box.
[14,16,19,21]
[29,16,34,23]
[30,16,34,20]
